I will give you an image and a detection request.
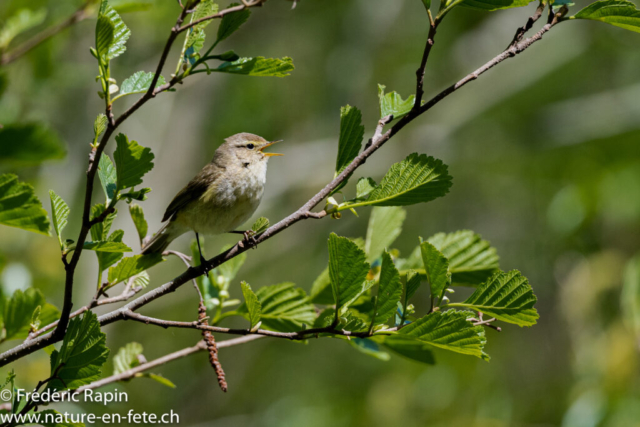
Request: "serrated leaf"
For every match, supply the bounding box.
[0,174,50,235]
[328,234,371,313]
[185,0,218,56]
[95,14,114,60]
[0,8,46,50]
[405,269,422,302]
[97,230,126,274]
[344,153,452,209]
[334,105,364,185]
[129,204,148,244]
[118,71,167,97]
[216,4,250,43]
[83,241,132,252]
[108,254,163,285]
[2,288,57,341]
[382,335,435,364]
[572,0,640,32]
[240,281,261,329]
[113,342,143,375]
[251,216,269,234]
[398,310,488,360]
[420,241,450,303]
[378,84,418,120]
[365,207,406,263]
[373,251,403,325]
[239,283,315,332]
[132,271,150,289]
[216,57,294,77]
[94,114,108,138]
[113,133,154,191]
[0,123,66,166]
[447,270,538,327]
[98,155,118,203]
[48,311,109,391]
[460,0,533,12]
[428,230,500,286]
[100,4,130,59]
[49,190,69,246]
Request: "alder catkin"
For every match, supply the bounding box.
[198,302,227,392]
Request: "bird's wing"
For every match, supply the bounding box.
[161,163,223,222]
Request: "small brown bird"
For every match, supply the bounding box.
[142,133,282,262]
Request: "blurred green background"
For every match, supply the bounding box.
[1,0,640,425]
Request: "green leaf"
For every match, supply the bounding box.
[356,177,377,200]
[365,207,406,263]
[240,281,261,329]
[378,84,418,120]
[328,234,371,314]
[2,288,58,341]
[309,267,334,304]
[145,373,175,388]
[118,71,167,97]
[214,244,246,287]
[120,187,151,202]
[349,338,390,361]
[95,14,114,60]
[373,251,403,325]
[83,241,132,252]
[251,216,269,234]
[216,4,250,43]
[129,204,148,244]
[131,271,150,289]
[459,0,534,12]
[99,3,131,60]
[97,230,126,275]
[14,303,58,340]
[421,0,432,11]
[382,335,435,364]
[0,8,46,50]
[447,270,538,327]
[428,230,500,286]
[0,174,50,235]
[108,254,163,285]
[48,311,109,391]
[334,105,364,181]
[49,190,69,247]
[343,153,452,209]
[420,241,450,303]
[0,123,65,166]
[239,283,315,332]
[405,269,422,302]
[216,57,294,77]
[572,0,640,33]
[98,155,118,203]
[113,342,142,375]
[398,310,488,360]
[113,133,155,191]
[94,114,108,138]
[185,0,218,56]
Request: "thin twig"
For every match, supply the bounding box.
[0,1,93,67]
[508,2,546,49]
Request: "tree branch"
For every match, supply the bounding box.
[0,4,566,368]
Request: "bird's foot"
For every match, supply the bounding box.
[199,255,211,273]
[243,230,258,249]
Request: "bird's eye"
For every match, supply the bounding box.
[246,143,255,149]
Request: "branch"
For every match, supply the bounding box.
[0,4,566,367]
[508,1,546,49]
[74,336,262,393]
[178,1,266,33]
[0,1,93,67]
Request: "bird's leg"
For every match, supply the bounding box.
[229,230,258,248]
[195,232,209,271]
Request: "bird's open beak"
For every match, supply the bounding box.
[260,140,284,157]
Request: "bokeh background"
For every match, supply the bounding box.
[1,0,640,425]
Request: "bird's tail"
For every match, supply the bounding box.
[141,221,186,255]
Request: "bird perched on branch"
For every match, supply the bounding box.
[142,133,282,262]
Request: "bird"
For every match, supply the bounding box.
[141,132,282,263]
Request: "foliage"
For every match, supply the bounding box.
[0,123,65,166]
[0,174,50,235]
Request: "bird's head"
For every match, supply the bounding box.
[219,133,283,165]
